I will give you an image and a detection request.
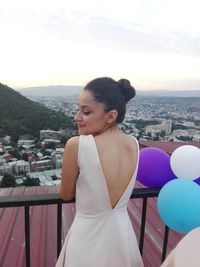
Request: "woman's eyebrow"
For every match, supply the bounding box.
[79,105,92,109]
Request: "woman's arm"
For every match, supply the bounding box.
[59,136,79,201]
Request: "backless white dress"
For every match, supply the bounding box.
[56,134,143,267]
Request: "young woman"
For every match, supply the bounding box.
[56,77,144,267]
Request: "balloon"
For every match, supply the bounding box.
[157,179,200,234]
[170,145,200,180]
[194,177,200,185]
[136,147,176,187]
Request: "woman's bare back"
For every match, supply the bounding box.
[94,132,138,208]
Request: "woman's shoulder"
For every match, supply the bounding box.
[65,136,79,149]
[65,134,94,148]
[119,133,138,146]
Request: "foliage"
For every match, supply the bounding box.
[51,175,58,181]
[45,142,56,150]
[127,119,160,129]
[22,175,40,186]
[21,152,28,161]
[171,123,190,131]
[0,173,16,187]
[176,135,193,141]
[10,148,21,160]
[0,83,75,139]
[60,135,70,145]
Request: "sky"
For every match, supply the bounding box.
[0,0,200,90]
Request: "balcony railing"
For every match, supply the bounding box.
[0,187,170,267]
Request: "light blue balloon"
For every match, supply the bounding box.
[157,179,200,234]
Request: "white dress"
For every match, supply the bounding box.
[56,134,143,267]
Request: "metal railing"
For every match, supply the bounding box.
[0,187,169,267]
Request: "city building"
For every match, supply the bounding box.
[40,130,62,140]
[0,135,11,144]
[15,160,30,174]
[145,120,172,136]
[18,139,35,149]
[30,159,53,172]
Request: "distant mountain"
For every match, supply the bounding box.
[17,85,200,98]
[18,85,83,97]
[137,89,200,97]
[0,83,74,139]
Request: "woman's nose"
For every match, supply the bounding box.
[74,111,81,122]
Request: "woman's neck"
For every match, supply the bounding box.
[93,123,119,136]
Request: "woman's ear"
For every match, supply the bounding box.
[107,110,118,124]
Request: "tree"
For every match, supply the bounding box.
[153,133,160,141]
[45,142,56,150]
[22,152,28,161]
[176,135,193,141]
[160,130,166,137]
[51,175,58,181]
[147,132,152,137]
[0,173,16,187]
[10,148,21,160]
[22,175,40,186]
[60,135,70,145]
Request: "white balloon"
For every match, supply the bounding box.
[170,145,200,180]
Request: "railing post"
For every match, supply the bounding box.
[139,197,147,255]
[161,225,169,263]
[24,205,30,267]
[57,202,62,258]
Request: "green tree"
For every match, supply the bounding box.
[160,130,166,137]
[153,133,160,141]
[10,148,21,160]
[21,152,28,161]
[0,173,16,187]
[0,83,76,138]
[176,135,193,141]
[60,136,70,145]
[22,175,40,186]
[147,132,152,137]
[51,175,58,181]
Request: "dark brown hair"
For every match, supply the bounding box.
[84,77,136,123]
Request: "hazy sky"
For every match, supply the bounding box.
[0,0,200,90]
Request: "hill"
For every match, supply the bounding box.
[137,89,200,97]
[17,85,200,98]
[0,83,74,139]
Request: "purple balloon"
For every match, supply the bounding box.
[136,147,177,187]
[194,177,200,185]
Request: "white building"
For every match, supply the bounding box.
[30,159,53,172]
[145,119,172,136]
[27,169,61,186]
[0,136,11,144]
[18,139,35,149]
[42,139,61,146]
[40,130,62,140]
[15,160,30,174]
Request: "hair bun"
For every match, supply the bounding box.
[117,79,136,102]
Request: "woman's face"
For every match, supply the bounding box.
[74,90,110,135]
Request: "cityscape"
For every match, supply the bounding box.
[1,92,200,187]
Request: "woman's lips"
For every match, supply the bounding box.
[77,124,85,128]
